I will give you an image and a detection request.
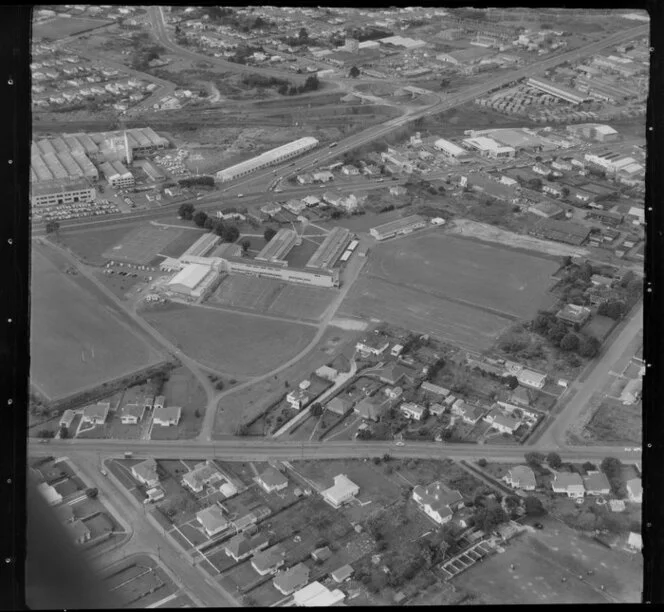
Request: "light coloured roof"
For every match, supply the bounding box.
[168,263,212,290]
[371,214,426,236]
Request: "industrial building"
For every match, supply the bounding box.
[305,227,351,270]
[181,233,221,259]
[566,123,620,143]
[215,137,319,183]
[167,262,220,299]
[462,136,515,159]
[478,128,544,151]
[437,46,495,66]
[529,218,590,246]
[222,256,340,288]
[30,179,96,208]
[433,138,469,160]
[100,160,134,188]
[370,215,427,241]
[255,228,299,267]
[526,77,587,105]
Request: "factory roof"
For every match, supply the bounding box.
[31,178,93,196]
[370,214,426,237]
[168,263,213,290]
[255,228,298,262]
[305,226,351,269]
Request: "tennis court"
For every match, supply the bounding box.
[102,226,183,265]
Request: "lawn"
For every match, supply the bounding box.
[583,399,642,444]
[34,16,111,40]
[582,315,617,342]
[102,225,184,265]
[283,238,321,268]
[159,228,208,259]
[59,226,137,266]
[30,246,162,400]
[267,284,335,322]
[143,304,316,377]
[157,367,208,439]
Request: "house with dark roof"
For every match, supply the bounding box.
[552,473,585,498]
[326,396,353,416]
[251,545,286,576]
[583,472,611,496]
[273,563,310,595]
[256,467,289,493]
[412,481,464,525]
[376,363,417,385]
[556,303,592,325]
[509,386,531,407]
[331,564,354,583]
[353,396,386,422]
[131,458,159,488]
[224,532,270,562]
[55,504,75,524]
[196,505,229,537]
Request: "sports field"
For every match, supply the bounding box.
[30,248,161,400]
[102,225,184,265]
[208,275,334,322]
[33,16,111,40]
[142,304,317,376]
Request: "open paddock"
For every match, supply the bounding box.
[34,16,112,39]
[209,275,286,313]
[339,276,509,353]
[159,228,208,259]
[58,226,137,265]
[30,246,162,401]
[267,283,335,322]
[143,304,316,377]
[583,398,641,444]
[102,225,184,265]
[246,579,285,607]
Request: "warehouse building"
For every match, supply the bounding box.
[167,262,220,299]
[529,218,590,246]
[526,77,587,105]
[370,215,427,241]
[79,127,169,160]
[222,256,340,288]
[305,226,351,270]
[462,136,515,159]
[182,233,221,259]
[215,137,319,183]
[437,46,495,66]
[565,123,620,143]
[30,179,96,208]
[434,138,469,161]
[255,228,299,266]
[100,160,135,188]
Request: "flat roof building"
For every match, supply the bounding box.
[433,138,468,159]
[167,263,219,299]
[462,136,515,159]
[370,215,427,240]
[30,178,96,208]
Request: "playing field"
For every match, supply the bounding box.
[102,225,184,265]
[33,16,111,40]
[30,248,162,400]
[208,275,334,322]
[142,304,317,376]
[454,523,642,604]
[340,232,558,351]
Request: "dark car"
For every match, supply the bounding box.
[533,522,544,529]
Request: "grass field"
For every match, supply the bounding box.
[142,303,316,376]
[34,16,111,40]
[454,521,642,604]
[583,398,642,444]
[102,225,184,265]
[30,247,162,400]
[59,226,138,265]
[159,228,208,259]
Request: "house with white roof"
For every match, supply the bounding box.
[131,458,160,488]
[516,369,547,390]
[37,482,63,506]
[292,581,346,607]
[412,481,464,525]
[256,467,289,493]
[322,474,359,508]
[196,505,229,537]
[626,478,642,503]
[400,402,427,421]
[152,406,181,426]
[552,472,585,498]
[503,465,536,491]
[120,403,146,425]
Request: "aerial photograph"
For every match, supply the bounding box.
[28,4,646,607]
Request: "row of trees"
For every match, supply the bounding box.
[178,204,240,243]
[178,176,214,188]
[531,311,600,358]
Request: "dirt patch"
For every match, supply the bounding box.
[329,317,369,331]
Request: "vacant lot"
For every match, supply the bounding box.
[339,275,509,352]
[34,16,111,40]
[143,303,316,376]
[102,225,184,265]
[30,247,162,400]
[583,315,617,342]
[455,523,642,604]
[367,233,558,320]
[583,398,642,444]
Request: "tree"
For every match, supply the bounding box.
[194,409,201,418]
[578,335,600,358]
[525,451,545,466]
[598,300,626,320]
[213,220,226,237]
[86,487,98,499]
[349,65,360,78]
[560,332,580,352]
[241,238,251,252]
[383,453,391,463]
[45,220,60,236]
[37,429,54,438]
[546,452,562,469]
[264,227,277,242]
[503,375,519,390]
[600,457,621,479]
[310,402,323,417]
[178,203,195,220]
[582,461,596,473]
[204,217,217,231]
[477,458,488,468]
[221,224,240,242]
[298,27,308,40]
[58,425,69,439]
[193,210,208,227]
[524,495,545,516]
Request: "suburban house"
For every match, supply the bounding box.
[59,409,76,429]
[353,396,385,422]
[182,461,223,493]
[516,369,547,390]
[326,396,353,416]
[626,478,642,503]
[292,581,346,607]
[55,504,75,524]
[37,482,63,506]
[224,532,270,562]
[509,386,532,407]
[390,344,404,357]
[313,170,334,183]
[384,386,403,400]
[355,336,390,356]
[196,505,229,537]
[341,164,360,176]
[451,399,485,425]
[286,389,310,410]
[273,563,310,595]
[152,406,181,426]
[429,403,446,417]
[120,403,146,425]
[302,195,320,207]
[81,402,110,425]
[68,520,91,545]
[420,381,451,397]
[131,458,160,488]
[315,365,338,381]
[556,303,592,326]
[331,565,354,583]
[231,507,271,533]
[483,408,521,434]
[376,363,416,385]
[583,471,611,496]
[251,545,286,576]
[503,465,536,491]
[400,402,427,421]
[552,472,585,498]
[256,467,289,493]
[145,487,165,503]
[412,481,464,525]
[322,474,360,508]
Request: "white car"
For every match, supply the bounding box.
[395,441,405,447]
[237,193,244,198]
